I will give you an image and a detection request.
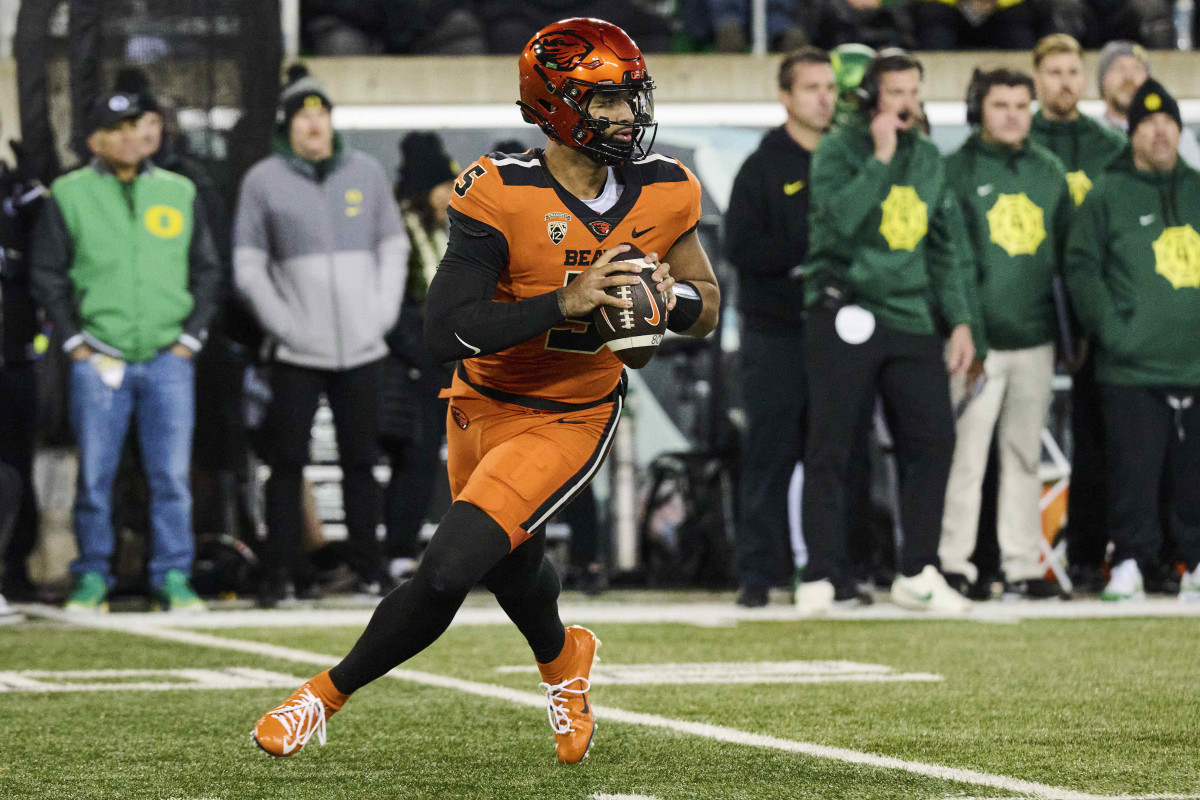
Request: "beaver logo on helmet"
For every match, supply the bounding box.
[517,17,658,167]
[535,31,597,71]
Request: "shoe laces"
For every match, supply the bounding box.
[269,688,328,751]
[538,676,590,735]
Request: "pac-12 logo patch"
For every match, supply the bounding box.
[533,31,596,71]
[451,407,469,430]
[546,212,570,245]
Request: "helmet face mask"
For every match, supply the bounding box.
[518,18,658,166]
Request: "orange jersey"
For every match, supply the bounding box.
[446,149,702,404]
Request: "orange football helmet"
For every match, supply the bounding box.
[518,17,657,166]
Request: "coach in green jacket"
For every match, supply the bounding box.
[798,50,978,616]
[31,92,220,614]
[1064,79,1200,603]
[940,68,1071,600]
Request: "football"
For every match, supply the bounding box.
[592,243,669,369]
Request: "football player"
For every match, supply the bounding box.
[252,17,720,764]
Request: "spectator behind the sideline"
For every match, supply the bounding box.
[939,68,1071,601]
[1096,41,1200,169]
[1028,33,1126,593]
[1064,79,1200,603]
[234,66,408,606]
[0,126,47,604]
[910,0,1049,49]
[378,131,455,583]
[798,50,978,615]
[31,92,220,614]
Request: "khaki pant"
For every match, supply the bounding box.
[940,344,1054,583]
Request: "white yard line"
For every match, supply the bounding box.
[25,607,1182,800]
[20,597,1200,631]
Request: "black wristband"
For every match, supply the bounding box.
[666,281,704,333]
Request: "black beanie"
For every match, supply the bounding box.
[114,66,160,116]
[1128,78,1182,136]
[397,132,457,201]
[278,64,333,130]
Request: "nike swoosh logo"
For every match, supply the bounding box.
[631,226,656,238]
[580,695,590,715]
[454,333,481,356]
[783,180,804,196]
[1139,214,1154,226]
[640,280,661,326]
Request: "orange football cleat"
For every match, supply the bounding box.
[253,670,348,757]
[538,625,600,763]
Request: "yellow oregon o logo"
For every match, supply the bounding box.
[1066,170,1093,207]
[987,192,1046,256]
[144,205,184,239]
[878,185,928,251]
[1153,224,1200,289]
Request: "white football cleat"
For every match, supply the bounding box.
[1101,559,1145,602]
[891,565,970,613]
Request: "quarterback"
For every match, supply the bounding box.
[252,17,720,764]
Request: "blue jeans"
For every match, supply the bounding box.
[69,351,195,588]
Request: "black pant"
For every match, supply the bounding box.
[1101,384,1200,572]
[1065,352,1108,569]
[381,390,449,561]
[0,363,38,584]
[803,309,955,582]
[263,359,383,584]
[736,324,807,589]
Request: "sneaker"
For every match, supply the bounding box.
[735,585,768,608]
[1067,563,1107,594]
[0,592,23,625]
[1101,559,1144,602]
[63,572,109,613]
[833,579,874,607]
[155,569,208,613]
[1003,578,1066,600]
[1178,564,1200,603]
[891,565,970,613]
[794,579,834,615]
[538,625,599,763]
[253,670,349,757]
[942,572,972,597]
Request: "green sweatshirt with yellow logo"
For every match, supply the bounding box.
[1029,111,1126,207]
[945,134,1071,352]
[806,118,977,342]
[1064,148,1200,386]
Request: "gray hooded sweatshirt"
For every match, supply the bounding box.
[234,138,408,370]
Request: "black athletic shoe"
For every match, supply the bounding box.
[1067,564,1106,594]
[735,585,769,608]
[1003,578,1066,600]
[942,572,972,597]
[833,579,874,606]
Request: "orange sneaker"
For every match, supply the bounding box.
[537,625,600,763]
[253,670,348,757]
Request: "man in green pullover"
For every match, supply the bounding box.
[940,68,1071,600]
[32,92,220,613]
[798,50,978,615]
[1064,79,1200,603]
[1029,33,1127,591]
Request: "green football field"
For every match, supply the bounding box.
[2,596,1198,800]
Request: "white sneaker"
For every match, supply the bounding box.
[1101,559,1145,602]
[0,592,23,625]
[795,579,835,616]
[388,557,418,582]
[891,565,970,613]
[1179,564,1200,603]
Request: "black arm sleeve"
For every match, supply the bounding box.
[424,208,565,364]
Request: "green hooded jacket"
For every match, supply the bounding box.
[806,118,977,342]
[945,133,1071,352]
[1029,111,1126,207]
[1064,147,1200,386]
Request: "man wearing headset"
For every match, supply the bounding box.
[797,50,979,614]
[939,68,1071,601]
